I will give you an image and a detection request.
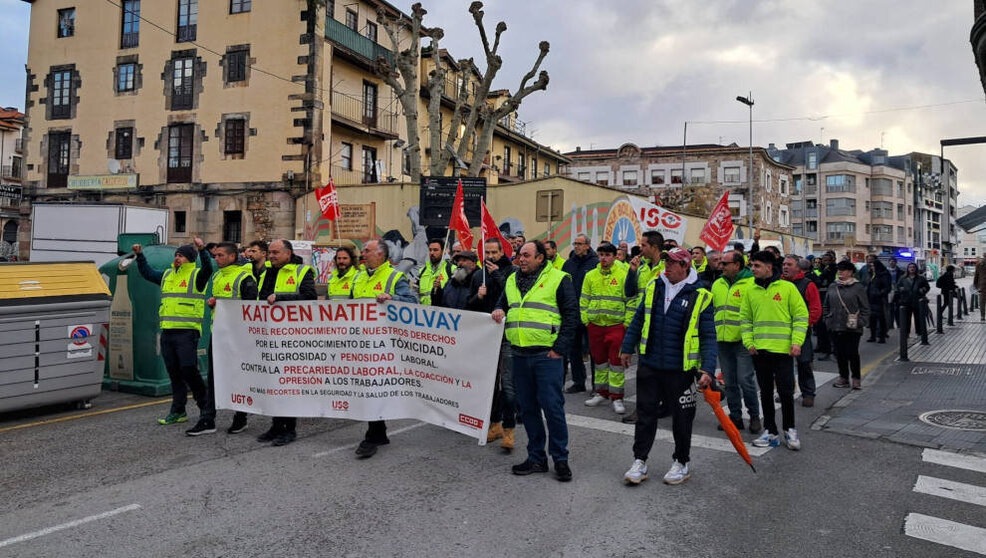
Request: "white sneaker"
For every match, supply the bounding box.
[612,399,626,414]
[662,460,690,485]
[624,459,648,484]
[784,428,801,451]
[752,431,779,447]
[584,393,607,407]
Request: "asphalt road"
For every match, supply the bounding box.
[1,277,982,557]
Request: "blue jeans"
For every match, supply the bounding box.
[717,341,760,420]
[512,352,569,464]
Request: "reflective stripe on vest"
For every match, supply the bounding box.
[711,275,753,342]
[352,261,403,299]
[160,263,206,332]
[504,265,565,348]
[328,266,358,300]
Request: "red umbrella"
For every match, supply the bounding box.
[699,384,756,473]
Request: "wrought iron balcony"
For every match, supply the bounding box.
[330,91,396,137]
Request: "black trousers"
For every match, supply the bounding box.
[868,302,887,340]
[831,331,862,380]
[160,329,207,416]
[632,364,697,464]
[814,320,832,354]
[365,420,388,444]
[752,351,795,435]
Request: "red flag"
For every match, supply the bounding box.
[481,198,512,260]
[315,178,340,221]
[699,191,734,252]
[449,179,474,251]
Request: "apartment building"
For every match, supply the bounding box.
[561,142,794,234]
[18,0,566,254]
[906,152,958,267]
[0,107,25,259]
[956,204,986,266]
[768,140,916,259]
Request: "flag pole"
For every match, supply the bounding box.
[481,197,486,286]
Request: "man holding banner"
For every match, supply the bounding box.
[493,241,579,482]
[352,239,416,458]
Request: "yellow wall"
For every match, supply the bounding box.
[24,0,318,187]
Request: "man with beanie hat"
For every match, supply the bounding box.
[133,237,213,427]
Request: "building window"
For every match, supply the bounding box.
[577,172,590,181]
[177,0,198,42]
[765,202,772,224]
[115,127,133,159]
[327,0,335,19]
[11,156,22,179]
[47,131,71,189]
[174,211,186,233]
[535,189,564,222]
[723,167,740,184]
[121,0,140,48]
[670,168,683,184]
[227,49,247,83]
[52,70,73,119]
[223,211,242,243]
[345,9,358,31]
[365,21,377,42]
[544,162,550,177]
[779,207,789,227]
[503,146,511,174]
[622,170,638,186]
[167,124,194,183]
[230,0,251,14]
[362,81,378,127]
[825,174,855,193]
[518,153,526,178]
[780,177,788,196]
[224,119,245,155]
[340,142,353,171]
[171,56,194,110]
[362,146,377,183]
[595,171,609,186]
[897,203,904,220]
[57,8,75,38]
[117,63,136,92]
[826,198,856,217]
[807,151,817,170]
[650,170,665,185]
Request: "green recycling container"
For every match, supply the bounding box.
[99,243,211,396]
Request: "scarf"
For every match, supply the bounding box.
[836,277,857,286]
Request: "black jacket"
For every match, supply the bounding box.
[435,268,479,311]
[896,274,929,306]
[866,262,891,306]
[562,248,599,296]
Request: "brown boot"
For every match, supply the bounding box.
[487,422,503,443]
[501,428,515,450]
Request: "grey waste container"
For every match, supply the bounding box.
[0,262,112,412]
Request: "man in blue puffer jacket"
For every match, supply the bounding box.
[619,247,717,486]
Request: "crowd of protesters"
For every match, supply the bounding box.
[131,228,949,486]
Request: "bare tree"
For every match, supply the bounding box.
[375,2,550,181]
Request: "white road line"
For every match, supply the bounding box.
[565,413,772,457]
[914,475,986,508]
[904,513,986,555]
[0,504,141,549]
[312,422,428,457]
[923,448,986,474]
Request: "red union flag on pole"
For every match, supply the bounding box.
[449,179,474,251]
[481,197,512,260]
[699,191,734,252]
[315,179,340,221]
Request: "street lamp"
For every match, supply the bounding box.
[736,93,754,238]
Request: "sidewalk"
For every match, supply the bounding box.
[817,316,986,454]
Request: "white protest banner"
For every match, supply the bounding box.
[213,300,503,444]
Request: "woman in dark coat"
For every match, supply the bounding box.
[824,260,870,389]
[865,260,891,343]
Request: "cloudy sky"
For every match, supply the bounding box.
[3,0,985,205]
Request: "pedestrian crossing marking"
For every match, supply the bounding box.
[565,413,772,457]
[903,513,986,556]
[913,475,986,508]
[923,448,986,474]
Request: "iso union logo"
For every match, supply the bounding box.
[70,326,92,346]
